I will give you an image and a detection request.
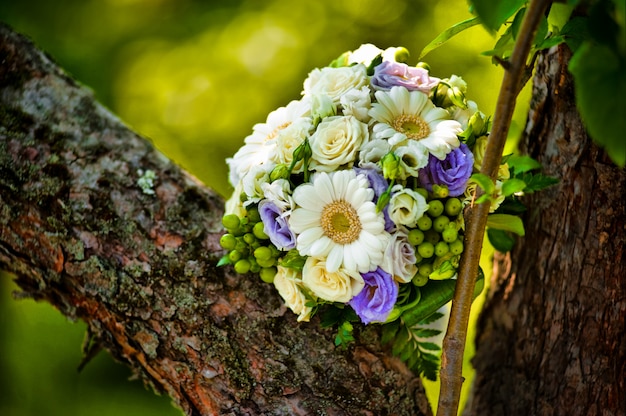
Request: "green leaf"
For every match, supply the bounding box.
[569,42,626,167]
[560,16,589,52]
[471,0,527,32]
[419,17,481,59]
[494,198,527,215]
[506,154,542,173]
[415,328,441,338]
[470,173,495,194]
[514,172,559,193]
[501,178,527,196]
[486,213,525,236]
[217,255,232,267]
[487,228,516,252]
[419,311,444,325]
[418,342,442,351]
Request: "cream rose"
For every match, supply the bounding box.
[242,165,272,205]
[309,116,368,172]
[388,184,429,228]
[302,257,364,303]
[274,117,312,171]
[383,229,418,283]
[303,65,369,105]
[273,266,313,322]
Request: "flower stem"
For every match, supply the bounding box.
[436,0,552,415]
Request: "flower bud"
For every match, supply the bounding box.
[381,152,401,180]
[468,111,487,137]
[432,184,450,198]
[270,164,290,182]
[311,93,337,124]
[392,47,410,63]
[416,61,431,72]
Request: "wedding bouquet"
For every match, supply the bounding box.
[219,44,551,379]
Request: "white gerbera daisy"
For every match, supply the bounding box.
[289,170,389,273]
[370,86,463,160]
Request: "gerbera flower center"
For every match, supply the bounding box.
[320,200,362,244]
[392,114,430,140]
[267,122,292,141]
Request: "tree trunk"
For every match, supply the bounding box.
[0,23,431,416]
[467,45,626,415]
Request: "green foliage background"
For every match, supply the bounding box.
[0,0,525,414]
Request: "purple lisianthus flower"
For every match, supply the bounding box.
[418,143,474,197]
[258,200,296,251]
[354,165,395,232]
[349,267,399,324]
[370,61,440,93]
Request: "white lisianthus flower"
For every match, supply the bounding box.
[310,93,337,121]
[394,144,430,178]
[359,138,392,165]
[303,65,369,105]
[340,86,372,123]
[289,170,389,273]
[274,117,313,171]
[227,99,310,185]
[261,178,295,212]
[301,257,364,303]
[370,86,463,160]
[242,165,272,205]
[309,116,368,172]
[273,266,313,322]
[388,184,429,228]
[383,229,418,283]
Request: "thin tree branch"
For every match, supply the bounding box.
[436,1,552,415]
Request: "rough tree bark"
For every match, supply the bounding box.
[0,24,432,416]
[467,45,625,415]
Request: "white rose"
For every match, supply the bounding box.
[303,65,369,105]
[309,116,368,172]
[302,257,364,303]
[242,165,272,205]
[274,117,312,171]
[383,229,418,283]
[261,179,294,212]
[388,185,429,228]
[340,86,372,123]
[273,266,313,322]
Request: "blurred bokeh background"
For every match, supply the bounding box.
[1,0,529,414]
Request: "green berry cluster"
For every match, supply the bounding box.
[219,208,278,283]
[407,197,464,286]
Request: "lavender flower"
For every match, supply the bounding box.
[258,200,296,250]
[354,165,395,232]
[418,143,474,197]
[370,61,440,93]
[349,267,398,324]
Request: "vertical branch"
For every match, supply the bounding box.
[436,0,552,415]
